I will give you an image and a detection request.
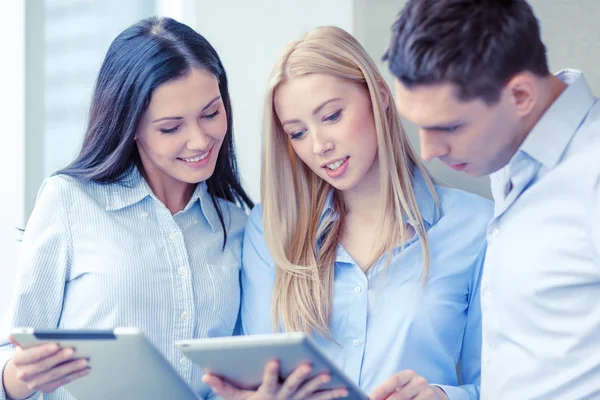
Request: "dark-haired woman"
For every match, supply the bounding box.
[0,17,252,400]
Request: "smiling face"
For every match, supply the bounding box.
[135,68,227,191]
[274,73,380,194]
[394,79,524,177]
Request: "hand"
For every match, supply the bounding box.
[3,338,90,400]
[370,370,448,400]
[202,360,348,400]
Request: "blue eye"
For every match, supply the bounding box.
[323,110,342,123]
[291,129,307,140]
[160,126,180,134]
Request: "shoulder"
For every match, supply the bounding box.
[215,197,249,233]
[246,203,264,235]
[42,174,120,211]
[434,184,493,237]
[36,174,86,206]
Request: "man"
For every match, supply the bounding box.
[383,0,600,398]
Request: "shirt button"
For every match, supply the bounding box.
[483,357,492,364]
[352,340,360,347]
[169,232,178,241]
[484,291,493,300]
[141,211,148,218]
[354,287,362,293]
[193,219,198,225]
[177,268,186,277]
[181,311,190,320]
[492,228,500,237]
[179,357,188,366]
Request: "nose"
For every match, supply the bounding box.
[419,130,449,162]
[311,128,333,156]
[187,122,212,151]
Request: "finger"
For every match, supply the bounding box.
[412,391,437,400]
[307,388,349,400]
[395,375,429,399]
[201,373,224,390]
[279,363,312,398]
[8,336,23,350]
[202,373,251,399]
[370,370,416,400]
[25,357,89,392]
[35,367,90,394]
[292,373,330,400]
[257,360,280,394]
[16,348,77,382]
[12,343,61,366]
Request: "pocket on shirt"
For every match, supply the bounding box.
[205,257,241,333]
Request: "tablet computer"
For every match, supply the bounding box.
[175,332,368,400]
[11,327,199,400]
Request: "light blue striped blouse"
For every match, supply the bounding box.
[0,167,247,400]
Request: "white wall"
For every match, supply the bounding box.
[0,1,26,317]
[195,0,354,202]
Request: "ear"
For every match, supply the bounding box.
[504,72,538,117]
[376,79,391,111]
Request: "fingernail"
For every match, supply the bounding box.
[79,359,89,367]
[49,343,60,352]
[321,374,330,383]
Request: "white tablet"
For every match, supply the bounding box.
[175,332,368,400]
[11,327,199,400]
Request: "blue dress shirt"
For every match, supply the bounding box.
[482,69,600,399]
[0,167,247,400]
[241,170,492,399]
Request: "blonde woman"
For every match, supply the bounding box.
[205,27,492,400]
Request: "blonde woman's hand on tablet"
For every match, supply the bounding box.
[202,360,348,400]
[369,370,448,400]
[3,338,89,400]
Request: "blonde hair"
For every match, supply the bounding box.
[261,26,438,337]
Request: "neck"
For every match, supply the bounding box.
[341,159,381,217]
[140,167,196,215]
[520,74,568,143]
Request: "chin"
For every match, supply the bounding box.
[463,169,484,178]
[324,178,357,193]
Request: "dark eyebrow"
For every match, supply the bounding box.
[151,95,221,123]
[281,98,342,127]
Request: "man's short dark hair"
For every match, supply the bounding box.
[384,0,550,104]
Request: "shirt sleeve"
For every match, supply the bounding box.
[435,239,485,400]
[0,177,72,400]
[239,205,277,335]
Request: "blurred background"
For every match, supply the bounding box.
[1,0,599,316]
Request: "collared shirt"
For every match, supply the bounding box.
[241,170,493,400]
[0,167,247,400]
[482,69,600,399]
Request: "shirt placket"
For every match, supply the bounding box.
[161,208,196,381]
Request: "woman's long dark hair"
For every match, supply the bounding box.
[57,16,253,248]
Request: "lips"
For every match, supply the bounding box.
[178,146,212,163]
[322,156,349,170]
[323,156,350,178]
[447,162,468,171]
